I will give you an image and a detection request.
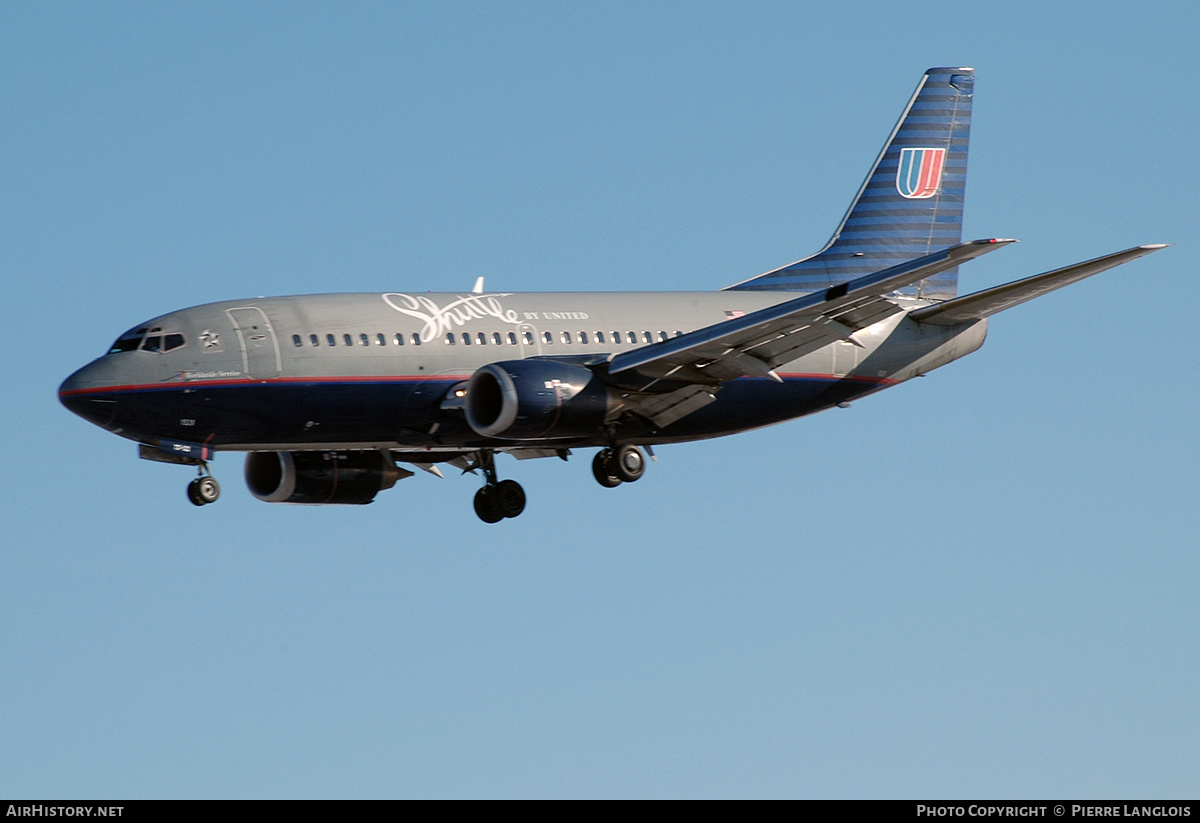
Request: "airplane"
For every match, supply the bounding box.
[58,67,1165,523]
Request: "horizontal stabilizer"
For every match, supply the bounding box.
[911,244,1167,326]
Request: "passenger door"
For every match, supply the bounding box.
[225,307,282,379]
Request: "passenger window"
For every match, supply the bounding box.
[507,332,517,345]
[343,334,353,346]
[627,332,636,343]
[561,331,572,344]
[445,333,456,345]
[479,332,488,345]
[643,331,653,343]
[579,332,588,344]
[595,331,605,343]
[611,332,621,344]
[523,331,534,345]
[674,331,683,337]
[462,332,471,346]
[376,333,386,346]
[658,331,668,342]
[412,333,421,346]
[292,334,302,347]
[309,334,320,347]
[164,334,186,351]
[543,331,553,344]
[493,332,503,345]
[360,333,369,347]
[327,334,336,346]
[394,333,404,346]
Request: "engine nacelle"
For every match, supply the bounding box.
[465,359,612,440]
[244,450,405,505]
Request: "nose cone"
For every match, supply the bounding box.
[59,360,119,428]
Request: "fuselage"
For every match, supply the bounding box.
[58,289,988,455]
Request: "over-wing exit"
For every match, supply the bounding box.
[59,68,1165,522]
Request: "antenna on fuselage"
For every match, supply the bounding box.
[471,276,485,294]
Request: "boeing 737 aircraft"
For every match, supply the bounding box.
[59,67,1164,522]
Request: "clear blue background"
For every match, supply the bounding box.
[3,1,1196,798]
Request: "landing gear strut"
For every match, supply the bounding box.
[187,464,220,506]
[592,445,646,488]
[472,451,526,523]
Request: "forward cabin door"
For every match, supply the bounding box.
[225,306,282,379]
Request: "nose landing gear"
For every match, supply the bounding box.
[187,465,220,506]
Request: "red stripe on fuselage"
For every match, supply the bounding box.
[774,372,899,386]
[57,373,464,398]
[58,371,899,400]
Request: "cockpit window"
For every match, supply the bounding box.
[109,325,185,354]
[108,327,148,354]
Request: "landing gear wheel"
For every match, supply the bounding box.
[613,445,645,483]
[470,450,527,523]
[592,449,623,488]
[188,476,220,506]
[196,476,220,504]
[187,475,220,506]
[473,486,504,523]
[494,479,526,518]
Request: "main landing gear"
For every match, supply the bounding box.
[187,465,220,507]
[472,450,526,523]
[592,445,646,488]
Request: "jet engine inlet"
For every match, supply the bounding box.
[464,360,612,440]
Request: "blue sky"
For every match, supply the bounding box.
[3,1,1197,798]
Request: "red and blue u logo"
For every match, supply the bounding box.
[896,147,946,199]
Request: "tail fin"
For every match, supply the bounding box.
[728,67,974,298]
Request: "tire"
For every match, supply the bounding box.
[195,476,221,504]
[613,445,645,483]
[592,450,622,488]
[187,479,206,506]
[473,486,504,523]
[495,479,526,518]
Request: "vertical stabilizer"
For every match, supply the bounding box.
[728,67,974,298]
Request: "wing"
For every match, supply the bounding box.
[600,238,1013,427]
[608,239,1013,389]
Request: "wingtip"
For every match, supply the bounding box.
[1139,243,1170,250]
